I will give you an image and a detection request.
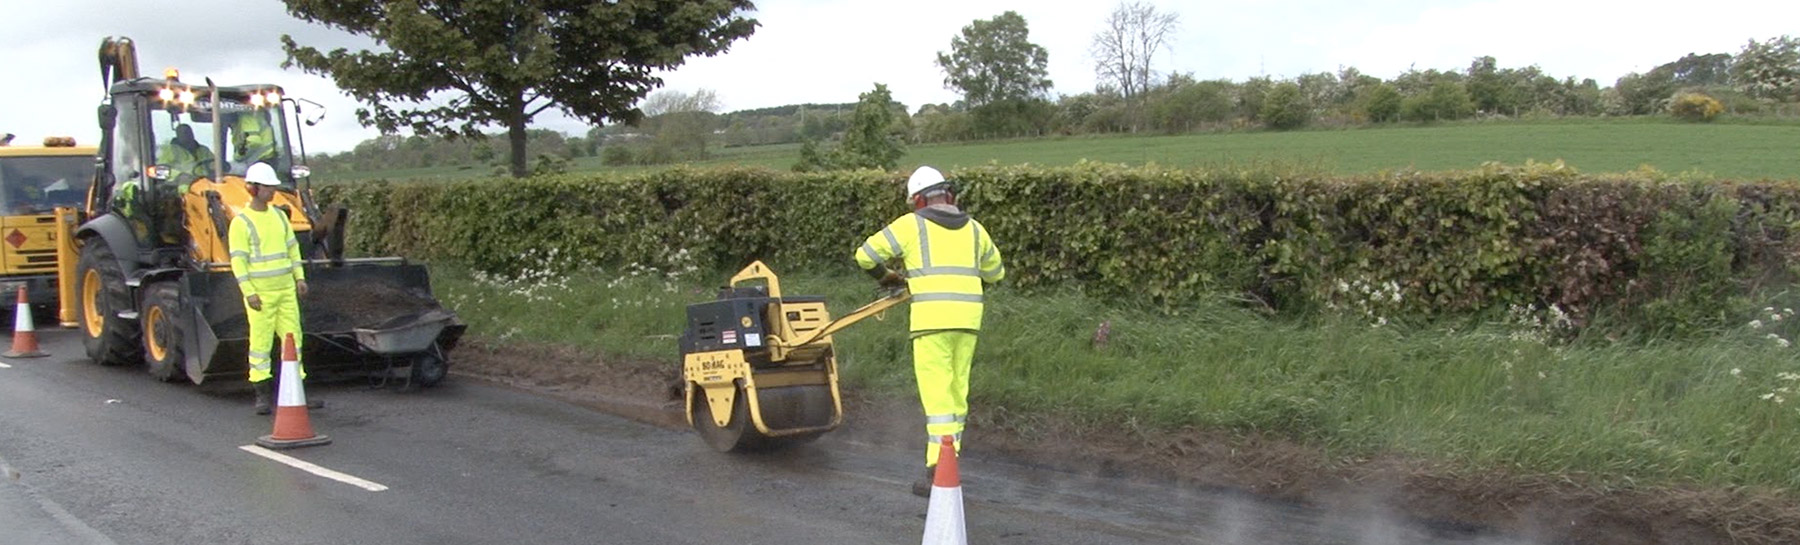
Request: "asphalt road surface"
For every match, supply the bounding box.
[0,327,1536,545]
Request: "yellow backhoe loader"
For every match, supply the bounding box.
[60,36,462,388]
[681,261,908,451]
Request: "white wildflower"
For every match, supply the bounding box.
[1751,320,1765,329]
[1732,368,1743,377]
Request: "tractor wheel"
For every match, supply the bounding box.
[77,241,141,366]
[140,281,187,383]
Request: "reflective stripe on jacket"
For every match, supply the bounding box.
[855,210,1005,331]
[228,206,304,298]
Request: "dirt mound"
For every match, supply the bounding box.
[451,338,1800,545]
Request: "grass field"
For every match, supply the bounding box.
[436,261,1800,493]
[326,117,1800,182]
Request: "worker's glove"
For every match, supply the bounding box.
[296,279,309,297]
[877,270,907,289]
[246,294,263,312]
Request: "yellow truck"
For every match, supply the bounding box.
[0,136,93,313]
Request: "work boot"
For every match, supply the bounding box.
[252,381,272,415]
[911,466,935,498]
[304,381,325,410]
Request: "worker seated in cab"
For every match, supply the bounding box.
[231,111,278,166]
[156,124,215,192]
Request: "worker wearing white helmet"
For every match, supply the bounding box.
[853,165,1005,497]
[229,162,318,414]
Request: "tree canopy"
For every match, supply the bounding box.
[1090,1,1179,102]
[935,11,1052,107]
[1732,35,1800,102]
[793,84,906,172]
[280,0,758,177]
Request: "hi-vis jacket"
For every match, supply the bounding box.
[228,206,305,297]
[856,205,1004,331]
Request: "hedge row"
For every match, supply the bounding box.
[318,162,1800,332]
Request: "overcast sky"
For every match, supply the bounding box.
[2,0,1795,155]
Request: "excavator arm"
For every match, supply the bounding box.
[98,36,139,91]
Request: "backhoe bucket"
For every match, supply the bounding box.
[178,259,465,385]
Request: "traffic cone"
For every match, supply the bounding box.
[920,435,967,545]
[3,287,46,358]
[256,334,330,449]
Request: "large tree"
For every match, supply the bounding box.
[793,84,906,172]
[1090,1,1179,102]
[837,84,907,170]
[641,88,721,161]
[280,0,758,177]
[1732,35,1800,102]
[1663,52,1734,87]
[935,11,1052,107]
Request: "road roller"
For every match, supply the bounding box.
[679,261,908,452]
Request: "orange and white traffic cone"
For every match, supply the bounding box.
[256,334,331,449]
[3,286,46,358]
[921,435,967,545]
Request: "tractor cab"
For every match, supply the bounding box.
[96,68,315,265]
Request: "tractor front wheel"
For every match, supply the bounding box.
[77,241,141,366]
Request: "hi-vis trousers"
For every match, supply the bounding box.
[915,329,978,467]
[245,288,306,383]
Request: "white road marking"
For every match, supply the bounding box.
[0,362,11,368]
[238,445,389,492]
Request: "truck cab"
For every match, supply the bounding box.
[0,137,95,309]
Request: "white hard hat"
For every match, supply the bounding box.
[244,162,281,186]
[906,166,948,199]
